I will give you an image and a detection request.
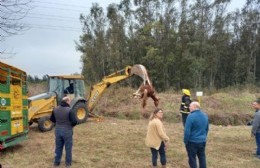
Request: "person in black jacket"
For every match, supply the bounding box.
[50,96,77,167]
[180,89,192,126]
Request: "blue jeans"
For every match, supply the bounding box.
[255,132,260,155]
[150,142,166,166]
[54,128,73,166]
[186,142,206,168]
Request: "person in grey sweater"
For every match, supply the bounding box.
[50,96,77,167]
[251,98,260,159]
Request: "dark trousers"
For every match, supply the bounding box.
[256,132,260,155]
[186,142,207,168]
[150,141,166,166]
[182,113,189,126]
[54,128,73,166]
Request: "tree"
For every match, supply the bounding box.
[106,3,129,70]
[77,0,260,91]
[206,0,231,89]
[241,0,260,83]
[0,0,32,41]
[77,3,107,84]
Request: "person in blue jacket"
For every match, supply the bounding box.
[184,101,209,168]
[251,98,260,159]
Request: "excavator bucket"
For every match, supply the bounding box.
[130,64,152,86]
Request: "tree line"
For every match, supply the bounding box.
[76,0,260,91]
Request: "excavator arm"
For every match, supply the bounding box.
[87,66,132,112]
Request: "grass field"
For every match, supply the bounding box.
[0,118,259,168]
[2,84,256,167]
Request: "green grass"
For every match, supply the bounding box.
[1,119,259,168]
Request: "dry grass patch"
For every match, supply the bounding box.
[95,87,258,125]
[27,83,259,125]
[27,82,47,97]
[1,118,260,168]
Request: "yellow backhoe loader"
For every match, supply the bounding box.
[28,65,148,132]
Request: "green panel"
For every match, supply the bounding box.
[23,99,28,106]
[23,109,28,129]
[0,68,9,93]
[0,111,11,141]
[22,82,27,95]
[0,83,10,93]
[0,97,11,106]
[0,75,10,93]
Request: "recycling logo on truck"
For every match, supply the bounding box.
[1,98,6,106]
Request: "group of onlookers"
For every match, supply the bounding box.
[145,89,260,168]
[145,89,208,168]
[49,89,260,168]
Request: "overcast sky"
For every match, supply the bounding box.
[0,0,245,77]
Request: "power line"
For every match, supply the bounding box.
[29,24,80,29]
[27,24,81,31]
[24,15,79,23]
[31,5,87,13]
[1,1,93,32]
[16,12,79,20]
[32,0,91,9]
[30,26,80,32]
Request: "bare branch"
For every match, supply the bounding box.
[0,0,32,41]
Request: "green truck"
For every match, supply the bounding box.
[0,61,29,150]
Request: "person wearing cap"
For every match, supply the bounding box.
[180,89,192,126]
[145,108,170,168]
[251,98,260,159]
[50,96,77,167]
[184,101,209,168]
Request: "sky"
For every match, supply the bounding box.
[0,0,246,77]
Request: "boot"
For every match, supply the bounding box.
[161,165,166,168]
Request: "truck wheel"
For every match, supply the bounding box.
[71,102,88,124]
[38,117,54,132]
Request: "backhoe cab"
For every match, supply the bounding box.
[28,75,88,132]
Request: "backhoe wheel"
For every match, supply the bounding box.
[71,102,88,124]
[29,121,33,126]
[38,117,54,132]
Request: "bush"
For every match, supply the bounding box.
[208,113,253,126]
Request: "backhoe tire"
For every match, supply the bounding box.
[71,102,88,124]
[29,121,33,126]
[38,116,54,132]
